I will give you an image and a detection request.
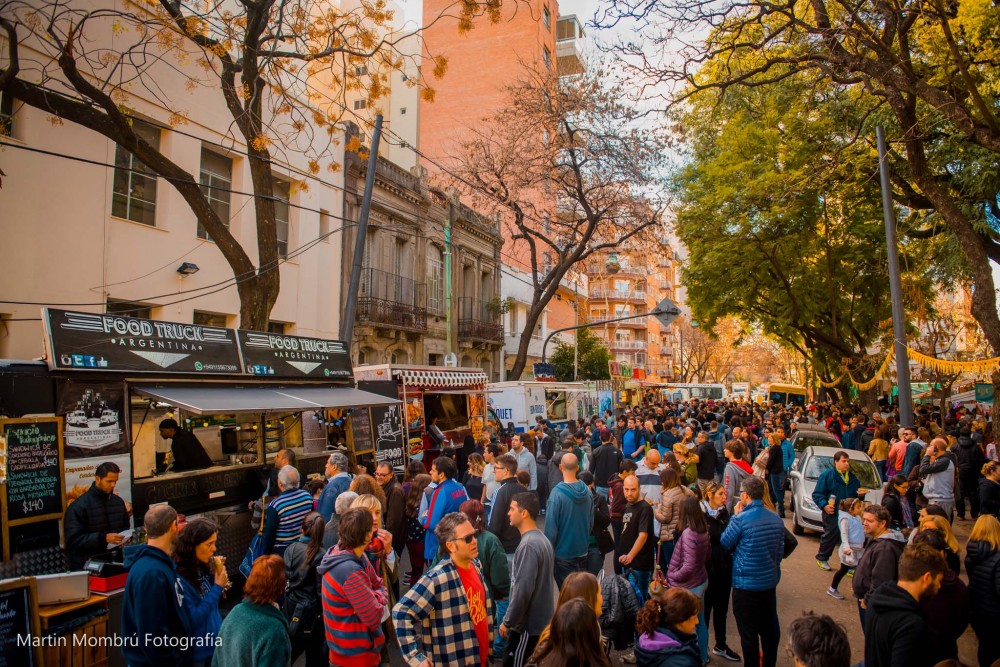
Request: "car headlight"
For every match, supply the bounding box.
[801,497,819,512]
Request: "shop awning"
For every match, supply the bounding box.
[393,369,488,389]
[133,385,399,415]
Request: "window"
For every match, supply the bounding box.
[319,210,333,242]
[106,300,152,319]
[112,121,160,225]
[198,149,233,239]
[543,46,552,70]
[614,304,630,317]
[400,107,407,115]
[0,91,13,136]
[193,311,228,328]
[267,321,286,334]
[427,245,445,313]
[354,65,368,76]
[273,178,290,258]
[543,6,551,29]
[353,99,368,110]
[357,349,368,365]
[428,353,442,366]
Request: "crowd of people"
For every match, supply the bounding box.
[101,395,999,666]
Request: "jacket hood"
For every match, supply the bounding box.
[730,460,753,475]
[317,546,361,575]
[123,543,174,569]
[555,480,591,504]
[957,437,975,449]
[637,629,681,652]
[877,529,907,543]
[869,581,922,615]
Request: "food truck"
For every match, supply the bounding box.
[353,364,490,465]
[487,381,600,433]
[0,309,400,580]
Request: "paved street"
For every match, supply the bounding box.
[339,506,981,667]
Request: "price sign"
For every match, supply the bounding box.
[1,418,65,560]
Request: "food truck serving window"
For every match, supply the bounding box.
[423,393,469,431]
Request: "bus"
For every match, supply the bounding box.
[656,383,728,402]
[730,382,751,400]
[764,383,808,406]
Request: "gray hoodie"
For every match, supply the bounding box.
[504,529,556,635]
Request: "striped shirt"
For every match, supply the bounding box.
[320,548,386,666]
[267,488,313,554]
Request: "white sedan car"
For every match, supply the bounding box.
[789,446,884,535]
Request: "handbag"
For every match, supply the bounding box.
[240,499,267,578]
[648,542,670,598]
[782,527,798,559]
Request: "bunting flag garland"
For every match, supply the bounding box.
[814,346,999,391]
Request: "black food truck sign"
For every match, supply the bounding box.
[42,309,354,379]
[44,309,243,374]
[239,331,352,378]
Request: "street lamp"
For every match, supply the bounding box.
[605,253,621,274]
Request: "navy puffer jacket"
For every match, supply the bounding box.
[720,500,785,591]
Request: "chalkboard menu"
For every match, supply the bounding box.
[0,578,39,667]
[371,405,406,474]
[349,409,373,454]
[1,418,64,524]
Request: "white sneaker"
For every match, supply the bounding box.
[622,650,637,664]
[817,559,832,571]
[827,587,845,600]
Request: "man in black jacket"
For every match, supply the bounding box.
[64,461,131,569]
[864,544,946,667]
[954,427,985,520]
[590,428,623,498]
[486,454,523,560]
[159,418,212,471]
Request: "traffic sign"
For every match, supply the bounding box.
[653,297,682,328]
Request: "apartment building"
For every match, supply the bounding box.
[339,134,504,378]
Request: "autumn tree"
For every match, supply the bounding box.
[452,64,667,379]
[0,0,501,328]
[593,0,1000,359]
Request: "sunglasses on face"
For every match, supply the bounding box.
[451,532,477,545]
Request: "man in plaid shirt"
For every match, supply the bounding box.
[393,512,494,667]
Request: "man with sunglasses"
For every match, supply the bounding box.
[394,512,493,667]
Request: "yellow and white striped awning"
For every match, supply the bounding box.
[393,369,488,389]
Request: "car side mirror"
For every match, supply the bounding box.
[789,470,801,481]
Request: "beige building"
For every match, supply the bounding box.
[0,30,346,358]
[340,130,504,378]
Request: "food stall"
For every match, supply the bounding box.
[487,381,600,433]
[353,365,489,466]
[0,309,400,581]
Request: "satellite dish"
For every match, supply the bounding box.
[444,353,458,368]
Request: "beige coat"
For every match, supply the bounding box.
[654,485,693,541]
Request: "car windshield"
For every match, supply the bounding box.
[793,436,839,453]
[804,456,880,487]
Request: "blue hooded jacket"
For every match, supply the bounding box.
[423,478,469,560]
[543,480,594,559]
[177,572,223,661]
[121,544,190,666]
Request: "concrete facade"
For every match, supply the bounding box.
[339,135,504,379]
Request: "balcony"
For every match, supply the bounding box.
[458,297,504,344]
[659,345,673,356]
[356,268,427,332]
[589,288,647,303]
[606,340,648,351]
[556,16,585,77]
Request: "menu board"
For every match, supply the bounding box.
[0,418,65,525]
[349,409,373,454]
[371,405,406,474]
[0,578,39,667]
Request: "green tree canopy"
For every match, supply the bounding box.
[550,326,612,381]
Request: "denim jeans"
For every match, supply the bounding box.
[628,569,653,604]
[494,597,510,655]
[587,546,604,577]
[768,472,787,513]
[554,555,588,589]
[688,580,709,664]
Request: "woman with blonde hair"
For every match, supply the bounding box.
[536,571,603,647]
[673,444,699,486]
[965,515,1000,666]
[462,453,486,505]
[979,460,1000,518]
[351,494,396,581]
[917,513,961,575]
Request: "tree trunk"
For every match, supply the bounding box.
[508,299,549,380]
